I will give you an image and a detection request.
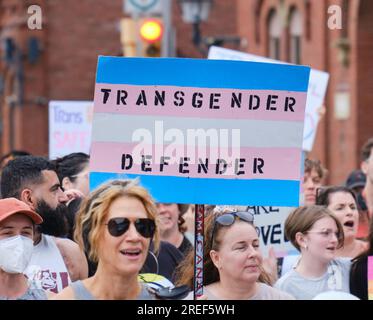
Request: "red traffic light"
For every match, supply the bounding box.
[140,19,163,43]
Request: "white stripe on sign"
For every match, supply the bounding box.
[91,113,304,148]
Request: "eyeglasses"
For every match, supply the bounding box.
[210,212,254,248]
[105,217,156,238]
[305,229,341,241]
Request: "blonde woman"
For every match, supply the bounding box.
[53,180,160,300]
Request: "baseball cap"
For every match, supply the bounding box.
[0,198,43,224]
[345,170,366,189]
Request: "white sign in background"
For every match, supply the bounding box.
[207,47,318,256]
[124,0,162,15]
[208,46,330,152]
[246,206,297,257]
[48,101,93,160]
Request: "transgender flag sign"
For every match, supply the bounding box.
[90,57,310,207]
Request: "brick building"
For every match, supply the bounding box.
[0,0,238,156]
[0,0,372,184]
[236,0,373,184]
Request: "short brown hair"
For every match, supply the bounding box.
[285,205,344,251]
[304,158,327,179]
[361,137,373,161]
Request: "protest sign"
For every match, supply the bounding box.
[49,100,93,159]
[208,46,329,152]
[90,56,310,207]
[247,206,297,257]
[369,256,373,300]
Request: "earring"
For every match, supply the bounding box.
[304,244,308,250]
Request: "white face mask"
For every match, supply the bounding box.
[0,235,34,274]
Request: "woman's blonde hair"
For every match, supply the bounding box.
[285,205,344,251]
[175,207,272,288]
[74,179,160,263]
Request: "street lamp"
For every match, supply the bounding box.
[178,0,213,50]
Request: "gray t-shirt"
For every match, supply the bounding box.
[70,280,156,300]
[185,282,295,300]
[275,258,351,300]
[0,281,47,300]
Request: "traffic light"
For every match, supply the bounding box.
[139,18,163,57]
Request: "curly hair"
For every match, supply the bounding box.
[1,156,55,199]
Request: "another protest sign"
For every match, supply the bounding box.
[247,206,297,257]
[48,100,93,159]
[208,46,329,152]
[369,256,373,300]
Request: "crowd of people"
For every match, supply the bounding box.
[0,136,372,300]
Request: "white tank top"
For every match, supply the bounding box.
[25,234,71,293]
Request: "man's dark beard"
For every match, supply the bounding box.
[35,199,68,237]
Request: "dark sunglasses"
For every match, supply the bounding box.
[210,212,254,248]
[106,217,156,238]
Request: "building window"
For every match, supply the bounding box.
[305,0,311,40]
[268,10,281,60]
[342,0,349,38]
[255,0,264,44]
[289,9,302,65]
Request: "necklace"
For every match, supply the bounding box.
[327,261,342,290]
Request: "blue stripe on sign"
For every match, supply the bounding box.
[89,172,300,207]
[96,56,310,92]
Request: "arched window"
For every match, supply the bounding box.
[268,10,281,60]
[254,0,264,44]
[289,9,302,64]
[305,0,311,40]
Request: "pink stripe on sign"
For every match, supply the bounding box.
[368,256,373,279]
[90,141,302,180]
[94,84,307,122]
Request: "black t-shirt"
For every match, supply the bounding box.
[142,241,184,282]
[178,235,193,256]
[350,255,368,300]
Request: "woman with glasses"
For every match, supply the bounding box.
[275,206,352,300]
[316,186,368,258]
[53,179,160,300]
[175,206,294,300]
